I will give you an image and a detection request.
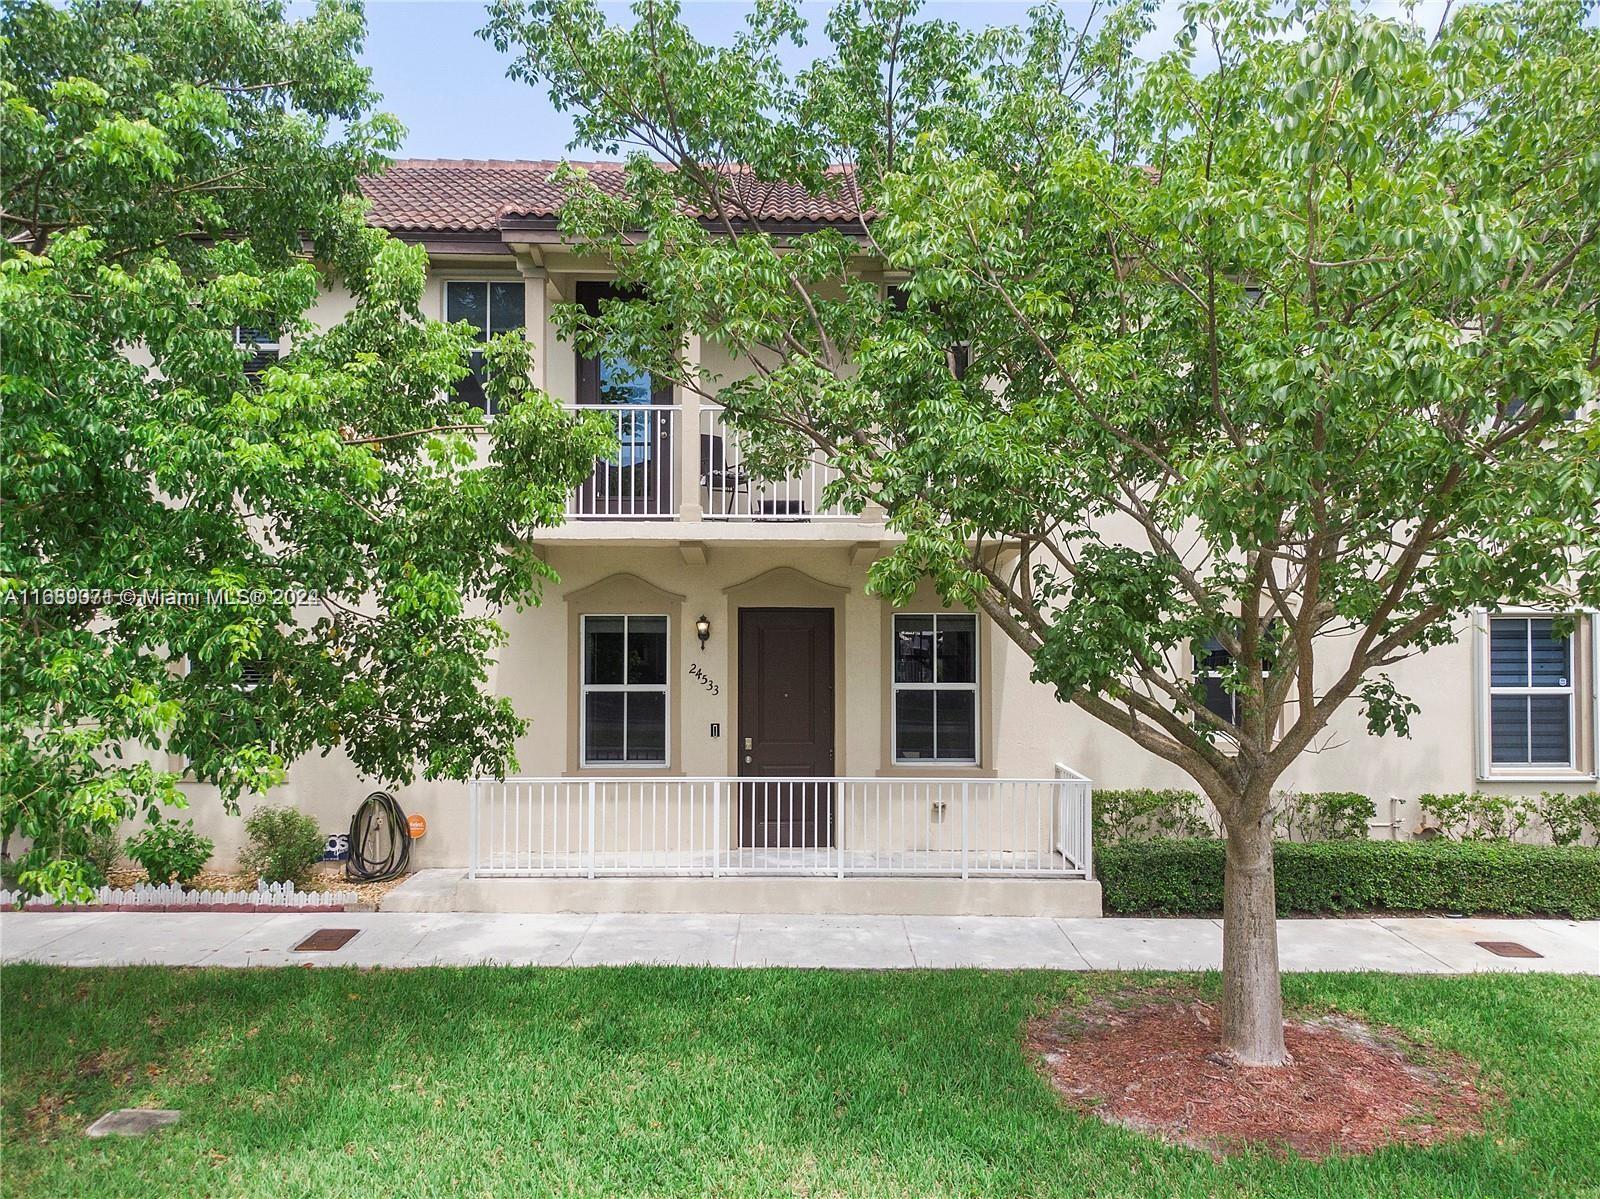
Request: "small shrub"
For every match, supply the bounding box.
[125,820,213,887]
[240,806,324,887]
[1416,791,1474,837]
[1092,788,1213,844]
[1098,837,1600,918]
[85,825,124,882]
[1475,794,1535,840]
[1417,792,1535,840]
[1272,790,1376,841]
[1538,791,1600,847]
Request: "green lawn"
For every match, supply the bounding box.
[3,967,1598,1198]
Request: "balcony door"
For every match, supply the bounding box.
[574,282,674,517]
[737,608,835,849]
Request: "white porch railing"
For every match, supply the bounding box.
[1055,762,1094,881]
[698,405,852,521]
[468,775,1093,879]
[565,404,680,519]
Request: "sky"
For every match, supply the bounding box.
[326,1,1456,161]
[310,1,1138,160]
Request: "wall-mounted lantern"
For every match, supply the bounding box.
[695,614,711,649]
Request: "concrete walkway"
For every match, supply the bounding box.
[2,910,1595,972]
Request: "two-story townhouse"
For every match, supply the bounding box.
[179,159,1597,915]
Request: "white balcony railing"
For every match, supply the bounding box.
[468,775,1093,879]
[698,406,852,521]
[561,403,865,523]
[564,404,680,519]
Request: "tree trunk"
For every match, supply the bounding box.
[1219,815,1291,1065]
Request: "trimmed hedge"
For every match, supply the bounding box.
[1098,837,1600,919]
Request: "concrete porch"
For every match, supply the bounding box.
[382,869,1104,918]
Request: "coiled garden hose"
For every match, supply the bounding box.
[345,790,411,883]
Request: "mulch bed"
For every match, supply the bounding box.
[106,864,408,908]
[1025,992,1487,1159]
[9,863,409,913]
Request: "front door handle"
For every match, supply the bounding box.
[743,754,752,764]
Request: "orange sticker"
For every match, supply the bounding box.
[407,813,427,839]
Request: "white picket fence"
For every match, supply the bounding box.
[2,880,360,909]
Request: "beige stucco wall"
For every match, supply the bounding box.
[99,257,1596,872]
[161,542,1595,869]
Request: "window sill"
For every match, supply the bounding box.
[568,764,677,775]
[878,764,996,778]
[1476,770,1597,785]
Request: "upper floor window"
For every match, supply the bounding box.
[238,659,268,693]
[446,280,526,415]
[236,327,281,381]
[1487,615,1575,768]
[581,614,668,765]
[886,283,968,380]
[892,613,978,763]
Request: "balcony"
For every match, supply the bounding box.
[562,403,855,524]
[563,403,681,519]
[468,773,1093,879]
[697,405,851,521]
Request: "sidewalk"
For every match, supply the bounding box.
[3,910,1596,972]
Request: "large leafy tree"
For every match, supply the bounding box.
[1,0,606,899]
[483,0,1600,1063]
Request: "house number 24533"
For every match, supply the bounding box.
[689,663,720,696]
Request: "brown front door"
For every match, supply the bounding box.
[738,608,835,848]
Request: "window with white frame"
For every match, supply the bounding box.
[1194,636,1240,725]
[581,615,668,765]
[236,326,281,380]
[892,614,978,763]
[238,659,268,693]
[445,280,526,415]
[1192,627,1276,729]
[1487,615,1575,768]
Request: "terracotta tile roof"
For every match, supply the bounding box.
[359,159,866,233]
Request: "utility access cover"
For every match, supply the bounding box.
[86,1109,181,1138]
[293,928,361,952]
[1474,940,1542,959]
